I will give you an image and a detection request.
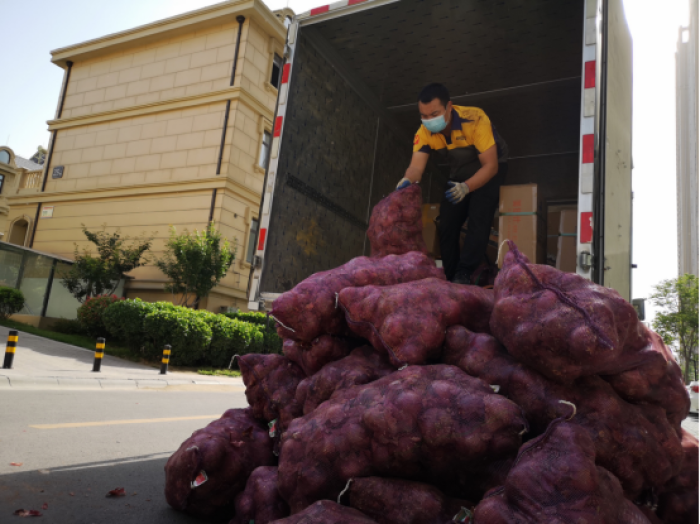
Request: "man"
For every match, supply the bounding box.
[397,83,508,284]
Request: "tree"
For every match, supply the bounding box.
[30,145,47,165]
[650,274,699,383]
[0,287,24,319]
[156,223,236,308]
[62,226,153,303]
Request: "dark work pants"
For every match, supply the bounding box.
[438,163,508,281]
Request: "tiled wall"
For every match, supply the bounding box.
[235,19,280,112]
[46,102,230,192]
[62,21,241,118]
[227,100,269,194]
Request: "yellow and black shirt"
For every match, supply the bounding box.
[413,105,508,163]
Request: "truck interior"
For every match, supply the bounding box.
[261,0,584,293]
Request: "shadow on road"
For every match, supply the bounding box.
[0,456,222,524]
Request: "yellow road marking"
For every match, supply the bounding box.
[30,414,221,429]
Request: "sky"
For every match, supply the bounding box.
[0,0,693,318]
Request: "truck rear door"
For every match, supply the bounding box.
[599,0,633,300]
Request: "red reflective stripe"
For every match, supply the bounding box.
[348,0,368,4]
[692,385,699,393]
[584,60,596,88]
[274,117,283,137]
[582,134,594,163]
[281,64,291,84]
[257,229,267,251]
[310,5,330,15]
[580,212,593,244]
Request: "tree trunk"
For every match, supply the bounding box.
[683,345,691,383]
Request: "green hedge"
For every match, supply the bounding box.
[103,299,281,367]
[223,311,269,326]
[103,299,155,351]
[77,295,122,337]
[143,303,212,366]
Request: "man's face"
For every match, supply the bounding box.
[418,98,452,122]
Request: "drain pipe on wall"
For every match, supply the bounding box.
[216,15,246,175]
[30,60,73,247]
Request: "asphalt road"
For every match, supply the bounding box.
[0,388,248,524]
[1,388,697,524]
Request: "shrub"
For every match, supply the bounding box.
[223,311,269,326]
[224,311,283,355]
[0,287,24,320]
[143,302,212,366]
[99,298,282,366]
[261,328,283,355]
[203,313,264,368]
[103,298,156,351]
[52,318,85,335]
[77,295,122,337]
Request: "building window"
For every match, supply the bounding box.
[0,150,9,164]
[284,16,292,29]
[259,130,272,170]
[270,54,283,89]
[246,218,260,264]
[0,174,4,194]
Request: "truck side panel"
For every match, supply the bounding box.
[260,34,380,293]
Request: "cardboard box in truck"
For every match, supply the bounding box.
[547,210,561,266]
[497,184,545,266]
[547,206,577,268]
[557,207,578,272]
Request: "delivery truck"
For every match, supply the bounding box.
[247,0,633,310]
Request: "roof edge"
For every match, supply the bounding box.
[51,0,286,68]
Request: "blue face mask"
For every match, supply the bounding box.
[422,110,448,133]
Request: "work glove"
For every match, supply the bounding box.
[396,178,412,190]
[445,181,470,204]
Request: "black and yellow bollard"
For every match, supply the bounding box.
[160,345,171,375]
[92,337,105,372]
[2,330,18,369]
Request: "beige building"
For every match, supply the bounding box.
[3,0,292,313]
[676,0,699,277]
[0,147,44,245]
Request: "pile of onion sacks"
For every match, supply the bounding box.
[165,185,696,524]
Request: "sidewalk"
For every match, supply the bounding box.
[0,326,244,391]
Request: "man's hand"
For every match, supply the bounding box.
[445,181,470,204]
[396,178,412,190]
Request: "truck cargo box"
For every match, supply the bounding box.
[248,0,633,309]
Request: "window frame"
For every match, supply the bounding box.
[246,217,260,265]
[0,174,4,194]
[0,150,10,164]
[258,129,272,171]
[270,53,283,89]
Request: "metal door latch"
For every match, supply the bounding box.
[579,251,592,271]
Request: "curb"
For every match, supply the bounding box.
[0,374,245,391]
